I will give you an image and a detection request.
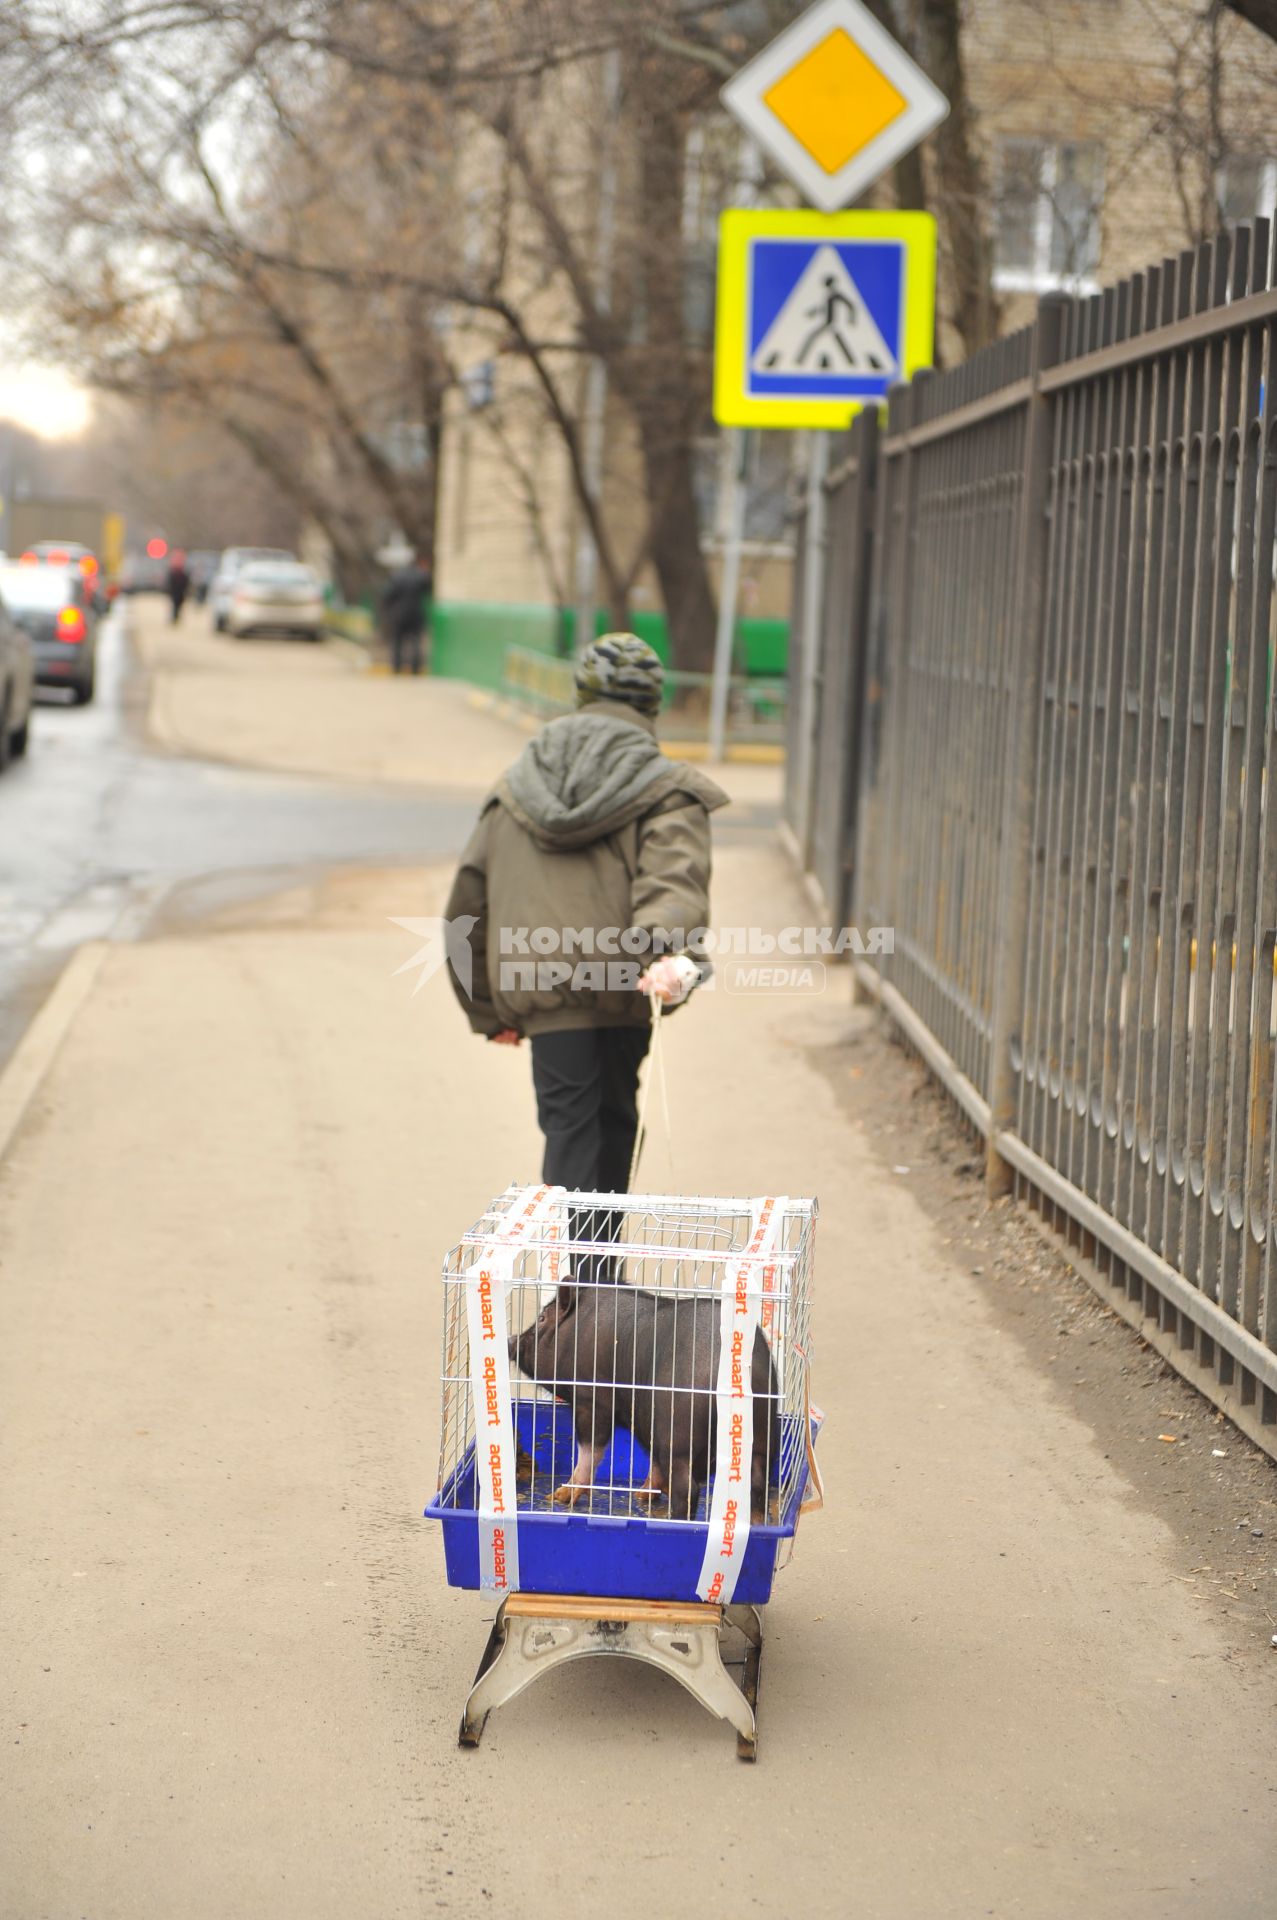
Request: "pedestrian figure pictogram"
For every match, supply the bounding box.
[795,275,864,369]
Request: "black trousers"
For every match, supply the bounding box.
[530,1026,651,1279]
[391,626,424,674]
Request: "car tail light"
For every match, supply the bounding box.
[18,550,38,565]
[56,606,87,643]
[80,555,99,579]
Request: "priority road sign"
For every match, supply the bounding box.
[720,0,949,213]
[713,208,937,429]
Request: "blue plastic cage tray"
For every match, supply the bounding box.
[426,1399,815,1604]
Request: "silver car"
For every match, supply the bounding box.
[226,560,325,641]
[210,547,296,631]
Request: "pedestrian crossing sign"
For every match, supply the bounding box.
[714,208,936,428]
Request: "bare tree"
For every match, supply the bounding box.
[13,0,1266,664]
[0,1,799,664]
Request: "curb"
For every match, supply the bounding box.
[0,942,111,1165]
[320,632,374,670]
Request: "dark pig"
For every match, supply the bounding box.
[509,1281,777,1521]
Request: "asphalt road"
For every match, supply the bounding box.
[0,606,477,1065]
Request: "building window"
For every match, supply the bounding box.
[1217,156,1277,226]
[994,139,1104,293]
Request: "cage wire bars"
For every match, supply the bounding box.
[433,1186,817,1599]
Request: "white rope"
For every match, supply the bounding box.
[628,993,674,1188]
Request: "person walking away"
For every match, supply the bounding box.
[167,551,191,625]
[444,634,727,1273]
[382,553,433,674]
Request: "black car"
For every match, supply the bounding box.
[0,583,35,768]
[0,561,98,704]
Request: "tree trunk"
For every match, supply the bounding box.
[637,418,717,671]
[919,0,1001,356]
[623,82,718,674]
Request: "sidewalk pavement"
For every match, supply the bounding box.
[133,599,784,808]
[0,602,1273,1919]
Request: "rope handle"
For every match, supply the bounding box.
[628,988,824,1523]
[628,990,673,1187]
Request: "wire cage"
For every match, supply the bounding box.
[427,1184,820,1604]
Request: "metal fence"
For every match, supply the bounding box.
[500,645,788,745]
[787,221,1277,1454]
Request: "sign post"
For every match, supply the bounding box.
[707,429,748,764]
[709,0,947,760]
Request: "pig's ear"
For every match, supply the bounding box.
[556,1281,577,1313]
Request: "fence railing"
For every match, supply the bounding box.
[787,220,1277,1455]
[500,646,788,747]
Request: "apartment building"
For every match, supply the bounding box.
[431,2,1276,666]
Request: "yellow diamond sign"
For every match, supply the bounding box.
[763,29,907,177]
[721,0,949,212]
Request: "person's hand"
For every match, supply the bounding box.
[489,1028,523,1046]
[638,955,700,1006]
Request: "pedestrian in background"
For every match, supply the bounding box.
[167,550,191,625]
[445,634,727,1264]
[382,552,433,675]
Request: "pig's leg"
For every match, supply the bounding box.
[632,1458,666,1507]
[750,1444,769,1522]
[665,1455,699,1521]
[750,1337,780,1521]
[552,1440,607,1506]
[749,1394,775,1521]
[553,1401,613,1506]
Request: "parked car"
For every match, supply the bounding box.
[210,547,296,631]
[23,540,108,611]
[226,560,325,641]
[0,580,35,768]
[0,561,98,704]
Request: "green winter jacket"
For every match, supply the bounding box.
[444,698,729,1036]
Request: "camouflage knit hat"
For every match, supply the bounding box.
[574,633,664,715]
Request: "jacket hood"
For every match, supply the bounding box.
[498,705,728,850]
